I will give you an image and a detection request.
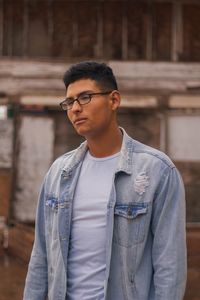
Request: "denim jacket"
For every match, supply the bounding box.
[23,128,187,300]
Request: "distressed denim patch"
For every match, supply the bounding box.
[134,172,149,195]
[45,198,58,210]
[45,198,69,210]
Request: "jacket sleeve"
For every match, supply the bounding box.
[23,177,48,300]
[151,166,187,300]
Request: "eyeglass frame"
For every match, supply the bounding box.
[59,91,113,111]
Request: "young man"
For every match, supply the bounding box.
[23,61,187,300]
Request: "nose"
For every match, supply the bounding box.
[71,99,82,112]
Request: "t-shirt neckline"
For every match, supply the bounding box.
[86,150,120,162]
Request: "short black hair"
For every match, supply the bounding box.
[63,61,118,91]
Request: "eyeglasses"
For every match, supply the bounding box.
[60,91,112,111]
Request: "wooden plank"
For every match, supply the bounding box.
[120,95,157,108]
[103,1,122,59]
[109,61,200,79]
[0,0,3,56]
[127,1,147,60]
[0,60,200,94]
[7,1,13,56]
[75,1,98,58]
[52,1,74,57]
[47,0,54,56]
[95,2,103,58]
[72,5,79,51]
[122,4,128,60]
[153,0,200,3]
[27,0,51,57]
[169,95,200,108]
[146,1,153,60]
[182,3,200,61]
[2,0,13,56]
[172,2,183,61]
[23,0,29,57]
[152,2,172,61]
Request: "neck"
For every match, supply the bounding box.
[86,126,123,158]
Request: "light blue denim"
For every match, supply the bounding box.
[23,128,187,300]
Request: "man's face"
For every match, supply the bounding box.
[66,79,120,139]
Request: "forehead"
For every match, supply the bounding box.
[66,79,100,97]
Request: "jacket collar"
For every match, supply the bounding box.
[115,128,134,175]
[61,141,88,176]
[62,127,134,176]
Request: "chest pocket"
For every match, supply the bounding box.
[113,203,149,247]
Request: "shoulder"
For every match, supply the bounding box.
[128,139,183,193]
[121,129,175,175]
[46,140,87,178]
[41,147,82,196]
[132,139,175,169]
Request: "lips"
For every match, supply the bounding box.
[74,118,87,125]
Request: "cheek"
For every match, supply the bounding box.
[93,102,110,118]
[94,110,112,128]
[67,112,73,123]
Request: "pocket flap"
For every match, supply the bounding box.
[114,203,148,219]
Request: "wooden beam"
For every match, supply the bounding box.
[172,1,183,61]
[72,5,79,50]
[6,1,13,56]
[96,2,103,58]
[1,60,200,94]
[122,4,128,60]
[22,0,29,57]
[47,0,54,56]
[0,0,3,56]
[169,95,200,108]
[146,0,153,60]
[153,0,200,3]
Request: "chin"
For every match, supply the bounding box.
[74,127,90,138]
[74,124,100,139]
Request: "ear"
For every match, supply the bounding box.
[110,90,121,110]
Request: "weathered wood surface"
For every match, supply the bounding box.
[14,116,54,222]
[7,223,34,263]
[0,59,200,95]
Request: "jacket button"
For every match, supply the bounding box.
[127,207,132,216]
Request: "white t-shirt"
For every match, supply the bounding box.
[67,150,119,300]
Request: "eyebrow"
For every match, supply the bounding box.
[66,90,94,99]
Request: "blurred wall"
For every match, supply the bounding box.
[0,0,200,223]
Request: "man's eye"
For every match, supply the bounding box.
[79,94,90,101]
[67,99,74,106]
